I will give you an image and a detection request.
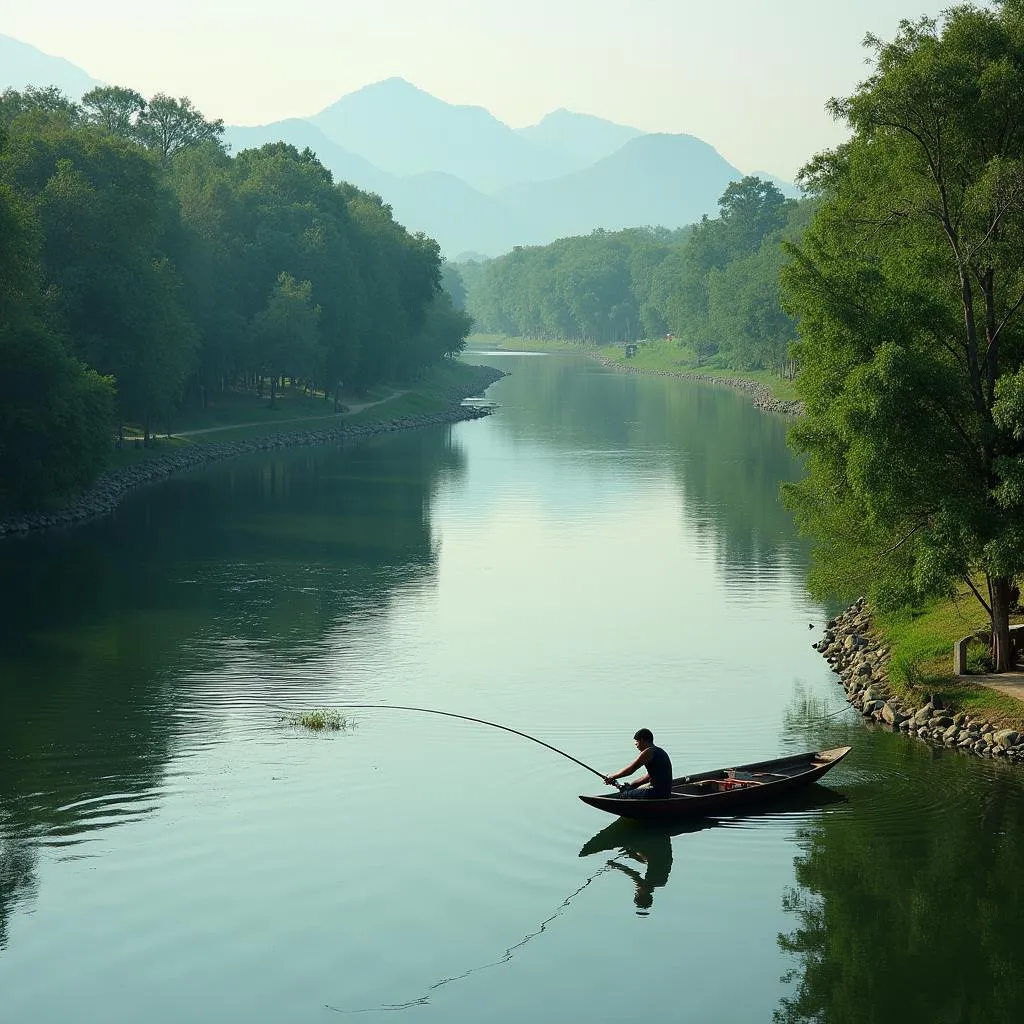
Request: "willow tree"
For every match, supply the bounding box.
[783,3,1024,671]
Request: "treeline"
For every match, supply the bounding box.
[0,85,471,512]
[459,177,813,374]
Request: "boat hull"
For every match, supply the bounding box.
[578,746,851,819]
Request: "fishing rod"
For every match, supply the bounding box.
[296,703,618,786]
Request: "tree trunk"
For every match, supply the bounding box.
[270,375,277,409]
[990,575,1015,672]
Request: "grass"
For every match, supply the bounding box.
[280,708,352,732]
[465,333,800,402]
[595,338,801,402]
[466,333,588,353]
[873,584,1024,728]
[111,361,499,447]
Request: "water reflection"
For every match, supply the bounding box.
[580,788,851,916]
[0,426,467,940]
[775,738,1024,1024]
[580,820,685,914]
[480,353,809,581]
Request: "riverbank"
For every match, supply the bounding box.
[0,362,506,540]
[817,598,1024,758]
[467,335,804,416]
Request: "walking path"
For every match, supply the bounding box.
[146,393,409,440]
[974,672,1024,701]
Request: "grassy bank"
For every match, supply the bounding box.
[466,334,799,402]
[107,359,497,456]
[594,338,800,402]
[873,585,1024,727]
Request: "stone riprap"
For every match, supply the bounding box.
[594,355,804,416]
[0,365,506,541]
[816,597,1024,762]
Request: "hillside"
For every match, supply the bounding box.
[308,77,573,192]
[499,134,743,243]
[0,33,101,97]
[516,108,644,172]
[1,35,784,255]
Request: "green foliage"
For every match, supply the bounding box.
[281,708,351,732]
[784,3,1024,668]
[0,86,471,512]
[0,178,114,511]
[462,179,807,374]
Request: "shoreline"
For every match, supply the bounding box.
[590,353,805,417]
[817,599,1024,758]
[0,364,507,541]
[469,340,804,416]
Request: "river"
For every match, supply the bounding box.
[2,351,1023,1023]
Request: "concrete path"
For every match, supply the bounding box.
[973,671,1024,700]
[135,392,410,441]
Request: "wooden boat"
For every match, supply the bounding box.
[579,746,851,819]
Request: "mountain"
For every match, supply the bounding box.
[516,109,644,172]
[750,170,802,199]
[223,119,390,194]
[0,36,759,257]
[498,134,743,245]
[308,77,571,192]
[0,34,101,98]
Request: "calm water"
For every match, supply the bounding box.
[2,353,1023,1023]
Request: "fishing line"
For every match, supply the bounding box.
[324,862,613,1014]
[292,703,614,783]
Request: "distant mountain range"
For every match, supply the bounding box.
[1,34,800,258]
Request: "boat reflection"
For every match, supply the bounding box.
[579,786,849,915]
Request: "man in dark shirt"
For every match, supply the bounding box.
[604,728,673,799]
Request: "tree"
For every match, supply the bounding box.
[136,94,224,164]
[0,178,113,510]
[82,86,146,138]
[782,3,1024,671]
[0,86,81,127]
[251,273,321,407]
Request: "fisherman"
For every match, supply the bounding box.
[604,728,673,799]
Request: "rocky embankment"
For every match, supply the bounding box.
[0,365,506,540]
[816,598,1024,762]
[594,355,804,416]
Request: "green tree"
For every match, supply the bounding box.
[82,85,146,137]
[0,178,113,511]
[251,272,321,407]
[136,94,224,164]
[782,3,1024,671]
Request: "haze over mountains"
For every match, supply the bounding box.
[1,33,798,258]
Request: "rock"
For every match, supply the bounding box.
[943,724,959,742]
[881,703,903,726]
[993,729,1020,749]
[913,706,934,726]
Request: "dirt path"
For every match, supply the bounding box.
[167,392,408,438]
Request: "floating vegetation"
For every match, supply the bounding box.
[280,708,352,732]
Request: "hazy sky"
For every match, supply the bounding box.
[4,0,956,178]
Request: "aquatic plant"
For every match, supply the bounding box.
[281,708,351,732]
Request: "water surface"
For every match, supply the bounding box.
[2,353,1022,1023]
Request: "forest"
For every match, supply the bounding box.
[458,176,815,376]
[0,85,471,512]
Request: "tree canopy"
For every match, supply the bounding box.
[0,85,471,514]
[461,179,809,375]
[782,1,1024,670]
